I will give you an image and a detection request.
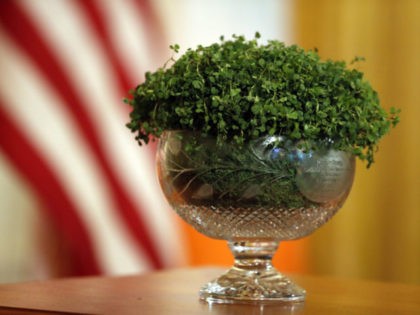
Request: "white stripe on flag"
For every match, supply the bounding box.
[100,0,164,75]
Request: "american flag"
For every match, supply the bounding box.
[0,0,184,278]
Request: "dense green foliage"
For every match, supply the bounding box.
[126,34,399,166]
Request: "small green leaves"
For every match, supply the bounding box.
[126,34,399,167]
[192,80,202,89]
[169,44,180,53]
[350,55,366,64]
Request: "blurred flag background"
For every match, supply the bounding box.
[0,0,418,285]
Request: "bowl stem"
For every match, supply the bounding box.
[199,240,306,304]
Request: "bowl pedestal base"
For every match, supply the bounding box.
[199,240,306,304]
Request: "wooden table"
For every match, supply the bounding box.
[0,267,419,314]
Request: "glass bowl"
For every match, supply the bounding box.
[157,130,355,304]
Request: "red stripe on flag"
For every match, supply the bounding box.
[76,0,135,95]
[0,1,163,269]
[0,104,102,276]
[75,0,160,166]
[132,0,168,56]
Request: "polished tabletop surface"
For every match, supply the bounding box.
[0,267,419,314]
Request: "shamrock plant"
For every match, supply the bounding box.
[126,33,399,167]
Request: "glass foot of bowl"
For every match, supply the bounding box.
[199,241,305,304]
